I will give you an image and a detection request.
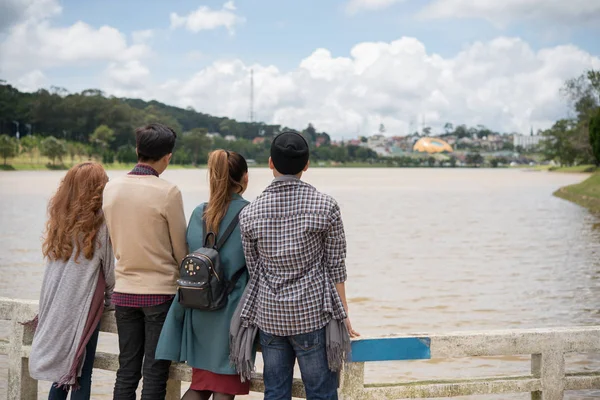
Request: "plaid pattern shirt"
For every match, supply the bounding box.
[112,164,174,308]
[112,293,174,308]
[239,176,348,336]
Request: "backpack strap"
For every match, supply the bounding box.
[226,266,247,295]
[201,206,214,247]
[215,204,248,250]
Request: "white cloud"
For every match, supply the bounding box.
[170,2,244,34]
[421,0,600,25]
[223,1,236,11]
[104,61,151,91]
[104,36,600,138]
[0,0,61,31]
[0,3,151,91]
[132,29,154,44]
[1,21,150,74]
[346,0,405,14]
[16,70,48,91]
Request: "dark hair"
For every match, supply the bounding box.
[205,150,248,235]
[270,130,310,175]
[135,123,177,162]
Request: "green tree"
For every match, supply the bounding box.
[116,145,137,164]
[67,142,78,164]
[444,122,454,135]
[540,119,579,166]
[562,70,600,120]
[449,156,457,168]
[20,135,39,163]
[90,125,115,151]
[303,123,317,144]
[41,136,67,165]
[182,128,211,166]
[465,152,483,167]
[590,108,600,166]
[0,135,18,166]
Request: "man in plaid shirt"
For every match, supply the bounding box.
[239,131,358,400]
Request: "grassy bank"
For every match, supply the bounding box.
[0,163,202,171]
[554,173,600,213]
[531,164,599,173]
[0,154,206,171]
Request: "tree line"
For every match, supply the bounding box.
[540,70,600,167]
[2,70,599,169]
[0,82,381,166]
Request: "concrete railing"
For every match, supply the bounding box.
[1,297,600,399]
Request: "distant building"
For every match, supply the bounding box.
[252,137,266,145]
[413,137,453,154]
[372,146,390,157]
[206,132,221,140]
[513,134,543,150]
[224,135,237,142]
[316,136,328,147]
[367,134,388,149]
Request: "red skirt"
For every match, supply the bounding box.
[190,368,250,395]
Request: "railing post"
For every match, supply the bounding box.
[539,350,565,400]
[7,318,37,400]
[339,362,365,400]
[165,378,181,400]
[531,353,542,400]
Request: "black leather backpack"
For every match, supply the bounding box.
[177,205,246,311]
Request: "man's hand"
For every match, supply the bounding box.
[345,317,360,338]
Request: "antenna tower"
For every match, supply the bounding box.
[249,69,255,123]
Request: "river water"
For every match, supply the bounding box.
[1,168,599,399]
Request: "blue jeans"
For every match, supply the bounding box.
[260,327,338,400]
[48,323,100,400]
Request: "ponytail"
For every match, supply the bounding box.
[205,149,248,235]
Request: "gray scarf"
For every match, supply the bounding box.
[229,280,351,382]
[229,283,257,382]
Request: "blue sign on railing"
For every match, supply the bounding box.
[348,337,431,362]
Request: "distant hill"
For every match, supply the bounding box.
[0,82,282,150]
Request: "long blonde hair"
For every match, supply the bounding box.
[204,150,248,235]
[43,162,108,262]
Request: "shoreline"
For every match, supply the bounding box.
[1,162,597,174]
[0,163,576,172]
[553,172,600,214]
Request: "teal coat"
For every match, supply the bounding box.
[156,194,251,374]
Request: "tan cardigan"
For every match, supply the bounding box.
[103,175,188,295]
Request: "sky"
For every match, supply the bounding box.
[1,0,600,139]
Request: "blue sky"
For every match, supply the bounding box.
[55,0,600,74]
[1,0,600,137]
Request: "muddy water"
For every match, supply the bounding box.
[1,168,599,399]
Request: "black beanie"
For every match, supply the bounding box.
[270,131,310,175]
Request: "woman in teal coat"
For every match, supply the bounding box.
[156,149,251,400]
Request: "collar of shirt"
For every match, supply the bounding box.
[129,163,159,177]
[272,175,300,183]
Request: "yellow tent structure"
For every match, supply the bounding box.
[413,137,453,153]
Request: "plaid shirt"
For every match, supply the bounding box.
[239,176,348,336]
[112,293,174,308]
[112,164,174,308]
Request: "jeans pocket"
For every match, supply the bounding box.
[259,330,276,347]
[290,329,322,352]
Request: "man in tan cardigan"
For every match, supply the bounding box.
[103,123,187,400]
